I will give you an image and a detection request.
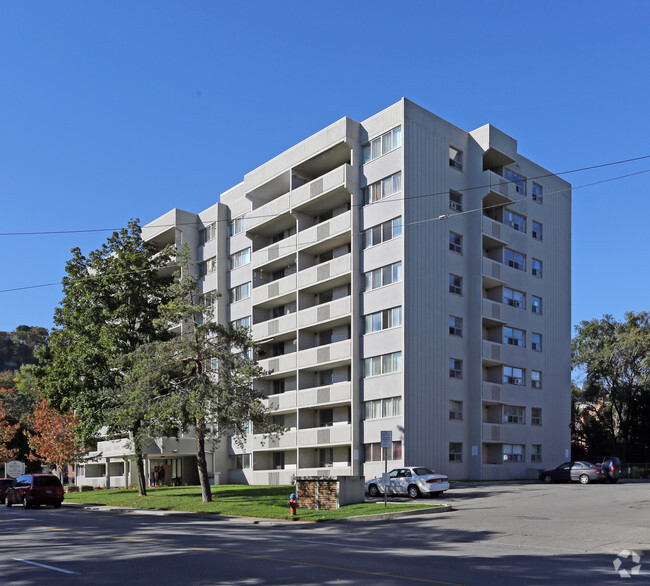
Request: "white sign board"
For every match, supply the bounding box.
[380,430,393,449]
[5,460,25,478]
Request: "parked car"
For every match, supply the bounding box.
[0,478,14,502]
[366,466,450,498]
[5,474,64,508]
[600,456,622,483]
[539,461,604,484]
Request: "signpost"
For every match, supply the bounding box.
[380,431,392,508]
[5,460,25,478]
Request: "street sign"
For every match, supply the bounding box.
[380,430,392,448]
[5,460,25,478]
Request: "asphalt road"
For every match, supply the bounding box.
[0,482,648,585]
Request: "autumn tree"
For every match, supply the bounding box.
[156,247,279,503]
[572,311,650,461]
[0,399,19,463]
[26,399,85,476]
[45,220,174,495]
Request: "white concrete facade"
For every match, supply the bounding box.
[143,98,571,482]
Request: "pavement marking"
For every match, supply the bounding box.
[13,558,79,575]
[302,538,386,550]
[36,525,464,585]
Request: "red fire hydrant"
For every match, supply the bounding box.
[288,493,297,516]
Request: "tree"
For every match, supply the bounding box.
[0,398,19,463]
[26,399,85,476]
[45,220,174,495]
[572,312,650,462]
[157,247,279,503]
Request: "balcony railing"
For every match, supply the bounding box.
[298,381,352,407]
[247,191,291,232]
[264,390,298,412]
[258,352,297,375]
[298,254,351,290]
[298,210,352,250]
[252,273,296,306]
[252,234,297,269]
[298,339,351,368]
[252,312,297,340]
[298,424,352,446]
[252,430,297,450]
[291,164,354,210]
[298,296,351,329]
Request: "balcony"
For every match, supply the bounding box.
[252,273,296,307]
[482,257,507,287]
[252,469,296,485]
[298,423,352,446]
[264,390,298,412]
[297,465,352,477]
[298,254,351,290]
[298,381,352,407]
[298,339,351,368]
[253,312,297,341]
[252,235,297,270]
[482,422,527,444]
[247,191,291,232]
[291,164,355,213]
[482,339,527,367]
[483,170,519,208]
[298,210,352,251]
[258,352,297,375]
[298,296,351,329]
[482,381,528,406]
[252,430,297,450]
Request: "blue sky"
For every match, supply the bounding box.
[1,1,648,333]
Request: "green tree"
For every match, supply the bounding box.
[157,247,279,503]
[45,220,174,495]
[572,312,650,461]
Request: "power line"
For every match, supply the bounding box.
[1,153,649,237]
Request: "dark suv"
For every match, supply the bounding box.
[5,474,64,508]
[601,456,622,483]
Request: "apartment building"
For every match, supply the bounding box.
[142,98,571,483]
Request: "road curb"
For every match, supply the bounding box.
[328,504,453,523]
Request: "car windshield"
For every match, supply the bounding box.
[34,476,61,487]
[412,467,435,476]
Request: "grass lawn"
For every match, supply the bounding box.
[63,484,444,522]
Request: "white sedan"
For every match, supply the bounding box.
[366,466,450,498]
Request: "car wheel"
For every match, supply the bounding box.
[22,496,31,509]
[579,474,590,485]
[543,474,553,484]
[407,485,420,499]
[608,477,618,484]
[368,484,380,498]
[54,502,61,509]
[5,496,11,508]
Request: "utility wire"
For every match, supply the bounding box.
[1,154,649,237]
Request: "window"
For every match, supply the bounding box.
[531,407,542,426]
[449,358,463,379]
[229,216,245,236]
[199,257,217,277]
[200,222,217,244]
[363,351,402,377]
[532,296,542,315]
[532,183,543,204]
[503,287,525,309]
[449,146,463,171]
[503,444,525,462]
[364,440,402,461]
[532,221,543,241]
[504,249,526,271]
[449,190,463,212]
[504,168,526,194]
[532,258,543,278]
[363,217,402,249]
[228,282,251,303]
[531,444,542,462]
[504,405,525,424]
[449,443,463,462]
[364,171,402,204]
[363,261,402,291]
[504,209,526,233]
[449,232,462,254]
[230,316,251,329]
[363,307,402,334]
[232,454,251,469]
[503,366,525,385]
[449,316,463,337]
[364,396,402,420]
[449,274,462,295]
[503,326,525,347]
[531,370,542,389]
[362,126,402,163]
[532,332,542,351]
[449,400,463,420]
[229,248,251,270]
